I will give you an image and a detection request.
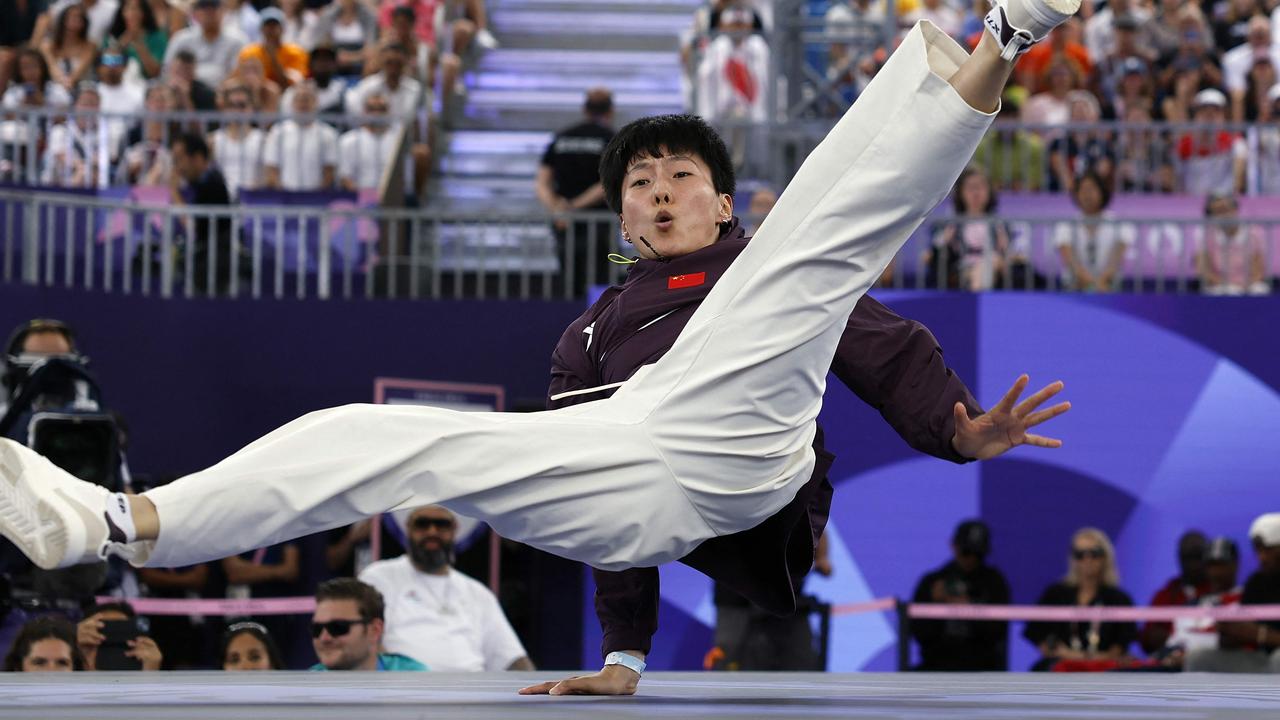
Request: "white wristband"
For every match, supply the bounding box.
[604,651,646,676]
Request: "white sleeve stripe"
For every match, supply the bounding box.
[548,380,627,403]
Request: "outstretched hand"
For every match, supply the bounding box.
[518,664,640,696]
[952,375,1070,460]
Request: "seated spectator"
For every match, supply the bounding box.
[1222,15,1280,97]
[1139,530,1209,656]
[164,0,247,89]
[96,50,144,157]
[1233,54,1276,122]
[1053,171,1135,292]
[972,87,1045,191]
[1160,56,1210,124]
[42,0,119,47]
[377,0,441,52]
[1022,60,1081,129]
[104,0,168,82]
[221,621,285,671]
[375,6,431,85]
[1175,89,1246,195]
[1213,0,1262,53]
[76,601,163,671]
[3,616,85,672]
[695,5,769,124]
[1186,513,1280,673]
[310,577,427,672]
[278,0,319,52]
[222,0,261,44]
[1114,105,1174,193]
[338,92,402,193]
[148,0,187,37]
[317,0,379,78]
[1024,527,1137,671]
[1099,51,1153,121]
[926,166,1011,291]
[298,45,345,114]
[1084,0,1150,60]
[221,54,280,113]
[2,46,72,110]
[1048,90,1114,192]
[0,0,47,99]
[1251,86,1280,193]
[1196,193,1269,296]
[210,85,265,198]
[1157,537,1243,668]
[237,8,307,89]
[263,82,338,190]
[42,83,108,188]
[359,506,534,672]
[165,48,218,111]
[344,41,424,121]
[42,1,97,91]
[116,83,173,186]
[1160,6,1224,98]
[1017,22,1091,94]
[910,520,1011,671]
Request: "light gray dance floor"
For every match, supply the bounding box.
[2,672,1279,720]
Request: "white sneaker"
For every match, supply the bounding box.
[0,438,127,569]
[475,28,499,50]
[984,0,1081,61]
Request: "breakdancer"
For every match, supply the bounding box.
[0,0,1080,670]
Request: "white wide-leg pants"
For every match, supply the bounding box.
[143,23,995,571]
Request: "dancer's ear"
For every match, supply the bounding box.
[619,217,632,244]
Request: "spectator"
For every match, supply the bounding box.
[3,616,85,672]
[221,621,285,671]
[1138,530,1209,656]
[377,0,442,51]
[821,0,890,109]
[1115,105,1175,193]
[1160,56,1210,123]
[695,5,769,124]
[1144,0,1188,59]
[1223,15,1280,96]
[210,85,264,198]
[221,54,280,113]
[1103,57,1153,121]
[1053,170,1135,292]
[1196,192,1269,296]
[104,0,167,81]
[1175,88,1246,195]
[926,166,1012,291]
[325,519,406,578]
[2,46,72,110]
[42,83,108,188]
[1085,3,1151,63]
[905,0,962,39]
[1048,90,1114,192]
[297,45,345,114]
[1213,0,1264,55]
[221,0,261,44]
[359,506,534,672]
[0,0,49,98]
[164,0,247,89]
[165,48,218,111]
[263,82,338,190]
[1186,513,1280,673]
[1024,527,1137,671]
[316,0,379,77]
[170,131,240,296]
[910,519,1012,671]
[310,577,428,672]
[117,83,173,186]
[278,0,319,52]
[972,87,1045,191]
[535,87,616,297]
[344,41,424,121]
[1017,22,1092,94]
[1022,60,1081,128]
[76,602,163,671]
[1250,85,1280,193]
[338,92,402,193]
[96,50,144,154]
[1157,537,1243,668]
[376,6,431,84]
[147,0,186,37]
[42,0,120,47]
[1234,55,1276,122]
[237,8,308,89]
[42,2,97,91]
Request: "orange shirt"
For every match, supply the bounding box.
[1017,42,1093,93]
[237,43,309,86]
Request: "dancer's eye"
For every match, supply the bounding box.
[674,171,691,178]
[631,178,649,187]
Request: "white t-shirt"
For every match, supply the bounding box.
[1052,212,1136,281]
[164,26,249,88]
[262,120,339,191]
[338,126,403,191]
[343,74,425,122]
[97,82,144,158]
[211,127,266,198]
[1,83,72,110]
[359,556,528,673]
[1222,41,1280,94]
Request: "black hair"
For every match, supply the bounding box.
[598,114,735,214]
[17,47,52,88]
[1072,170,1112,211]
[171,131,211,159]
[3,616,86,672]
[310,45,338,62]
[53,3,90,52]
[584,93,613,119]
[220,622,286,670]
[82,601,137,620]
[316,578,385,622]
[952,166,998,214]
[391,5,416,22]
[109,0,159,40]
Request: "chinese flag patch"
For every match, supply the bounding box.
[667,272,706,290]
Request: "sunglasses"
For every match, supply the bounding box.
[411,517,453,531]
[310,619,367,638]
[1072,548,1106,560]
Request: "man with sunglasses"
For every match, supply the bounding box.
[359,506,534,672]
[310,577,426,672]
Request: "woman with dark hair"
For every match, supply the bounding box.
[1052,170,1136,292]
[3,616,86,672]
[0,47,72,110]
[220,621,285,670]
[927,165,1011,290]
[105,0,167,80]
[42,3,96,90]
[1234,56,1276,123]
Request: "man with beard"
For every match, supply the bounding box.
[310,577,427,671]
[358,506,534,671]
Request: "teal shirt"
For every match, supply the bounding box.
[103,30,168,78]
[310,653,428,672]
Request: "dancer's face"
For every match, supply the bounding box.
[619,148,732,260]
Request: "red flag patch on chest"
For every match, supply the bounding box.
[667,272,706,290]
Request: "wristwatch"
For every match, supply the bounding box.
[604,651,647,676]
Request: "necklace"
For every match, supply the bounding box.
[419,574,456,616]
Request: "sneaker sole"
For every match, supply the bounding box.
[0,440,79,570]
[1046,0,1080,13]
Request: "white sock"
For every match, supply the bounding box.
[103,492,138,544]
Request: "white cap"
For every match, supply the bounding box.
[1193,88,1227,108]
[1249,512,1280,547]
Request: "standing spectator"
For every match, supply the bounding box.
[338,92,403,193]
[1024,528,1137,672]
[1196,193,1269,296]
[278,0,319,52]
[103,0,167,81]
[1223,16,1280,96]
[165,49,219,111]
[42,83,109,188]
[3,616,85,672]
[164,0,247,89]
[1186,513,1280,673]
[1048,90,1114,192]
[1053,171,1135,292]
[42,2,97,91]
[263,82,338,190]
[910,520,1012,671]
[170,131,240,296]
[310,578,428,672]
[221,621,285,671]
[1138,530,1209,656]
[359,506,534,672]
[315,0,379,78]
[926,166,1012,291]
[236,8,308,89]
[210,85,264,198]
[1157,537,1243,667]
[0,0,49,98]
[535,87,616,297]
[695,5,769,124]
[344,41,423,120]
[93,50,142,155]
[1175,89,1246,195]
[76,602,163,671]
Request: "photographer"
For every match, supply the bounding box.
[76,602,162,671]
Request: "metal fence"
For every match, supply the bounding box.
[3,187,1276,300]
